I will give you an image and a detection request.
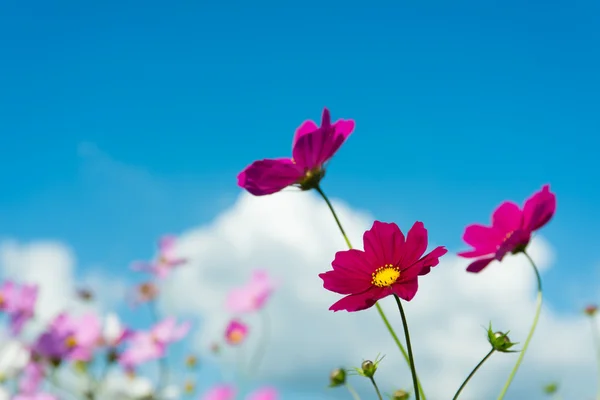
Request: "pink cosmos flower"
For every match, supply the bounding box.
[128,281,159,308]
[18,362,44,394]
[33,313,101,362]
[458,184,556,273]
[237,108,355,195]
[13,393,57,400]
[247,387,279,400]
[201,384,236,400]
[319,221,447,312]
[226,270,276,314]
[224,319,248,346]
[119,317,190,369]
[132,236,187,279]
[0,281,38,335]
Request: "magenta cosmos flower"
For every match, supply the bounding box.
[0,281,38,335]
[132,236,187,279]
[226,270,276,313]
[237,108,355,195]
[224,319,248,345]
[319,221,447,312]
[458,184,556,273]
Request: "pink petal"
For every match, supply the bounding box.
[237,158,303,196]
[461,224,504,253]
[492,202,523,234]
[404,246,448,278]
[391,278,419,302]
[291,108,354,170]
[319,269,371,295]
[328,287,387,312]
[399,222,428,267]
[329,249,375,287]
[158,235,177,253]
[362,221,405,267]
[247,387,279,400]
[202,384,236,400]
[457,248,494,258]
[292,120,319,149]
[495,229,531,261]
[465,256,495,273]
[522,184,556,232]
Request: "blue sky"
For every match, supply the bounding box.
[1,0,599,397]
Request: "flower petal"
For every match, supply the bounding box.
[391,279,419,302]
[465,256,495,273]
[495,229,531,261]
[237,158,303,196]
[492,202,523,234]
[291,108,354,170]
[522,184,556,232]
[461,224,504,253]
[328,287,387,312]
[415,246,448,276]
[399,222,428,267]
[362,221,405,267]
[292,120,319,150]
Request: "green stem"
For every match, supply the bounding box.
[368,376,384,400]
[247,310,270,376]
[394,295,420,400]
[452,349,495,400]
[148,300,169,393]
[345,382,362,400]
[589,315,600,400]
[315,185,427,400]
[497,251,543,400]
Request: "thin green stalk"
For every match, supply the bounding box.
[345,382,362,400]
[394,295,420,400]
[452,349,495,400]
[497,251,543,400]
[315,185,427,400]
[589,315,600,400]
[247,310,270,376]
[368,377,384,400]
[148,300,169,393]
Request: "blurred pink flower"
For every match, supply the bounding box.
[0,281,38,335]
[224,319,248,346]
[131,236,187,279]
[201,384,236,400]
[247,387,279,400]
[458,184,556,273]
[18,362,44,394]
[237,107,355,195]
[119,317,190,369]
[13,393,57,400]
[226,270,276,314]
[33,312,101,362]
[99,313,132,347]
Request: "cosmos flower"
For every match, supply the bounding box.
[0,281,38,335]
[247,387,279,400]
[319,221,447,312]
[33,313,101,362]
[201,384,236,400]
[226,270,276,314]
[119,317,190,369]
[237,108,355,195]
[131,236,187,279]
[458,184,556,273]
[224,319,248,346]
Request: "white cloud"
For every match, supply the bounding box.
[160,191,597,400]
[0,240,126,336]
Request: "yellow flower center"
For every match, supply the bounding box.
[184,381,195,393]
[228,329,245,344]
[65,336,77,349]
[371,264,400,288]
[0,294,4,307]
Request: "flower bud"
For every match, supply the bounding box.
[185,354,198,368]
[543,382,558,395]
[392,389,410,400]
[329,368,346,387]
[487,324,518,353]
[584,305,598,317]
[184,380,195,394]
[360,360,377,378]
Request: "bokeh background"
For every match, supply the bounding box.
[1,0,599,399]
